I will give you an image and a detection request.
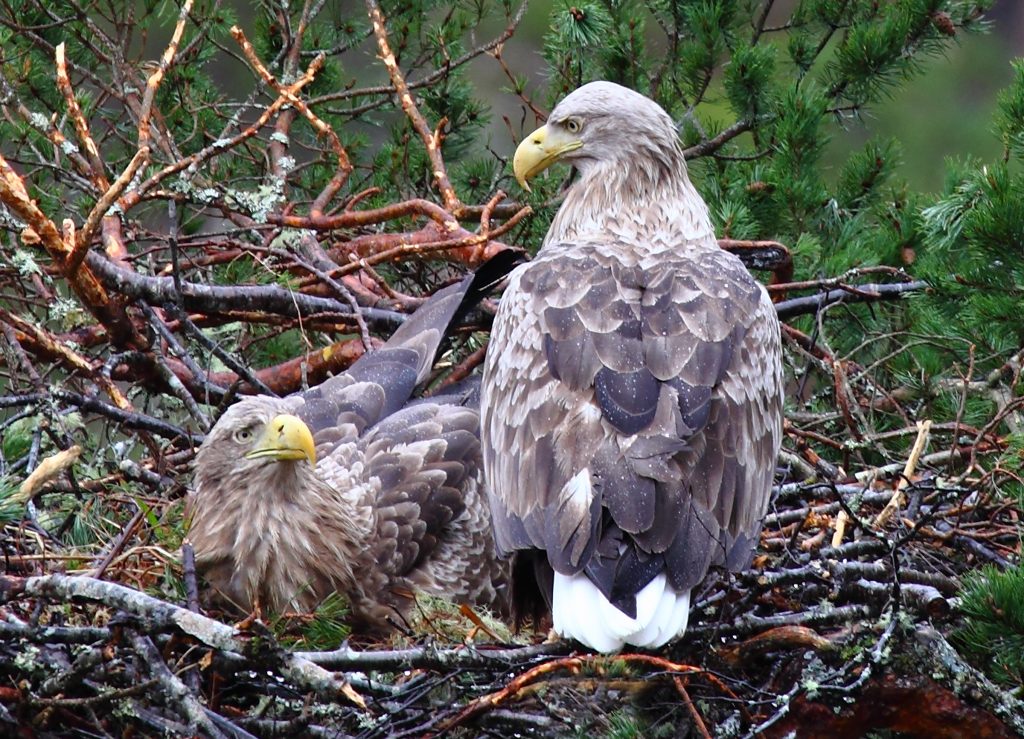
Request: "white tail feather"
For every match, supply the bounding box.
[551,571,691,652]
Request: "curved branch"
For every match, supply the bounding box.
[297,641,572,672]
[719,238,793,282]
[775,280,929,320]
[0,574,364,706]
[0,390,198,441]
[84,251,406,329]
[682,117,764,159]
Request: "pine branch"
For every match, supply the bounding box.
[775,280,928,319]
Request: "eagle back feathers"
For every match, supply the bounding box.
[482,238,782,618]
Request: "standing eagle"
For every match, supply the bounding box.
[188,256,516,630]
[480,82,783,652]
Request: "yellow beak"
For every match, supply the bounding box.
[245,414,317,465]
[512,124,583,192]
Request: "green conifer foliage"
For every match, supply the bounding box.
[956,564,1024,685]
[916,62,1024,364]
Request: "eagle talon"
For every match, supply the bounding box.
[235,598,263,630]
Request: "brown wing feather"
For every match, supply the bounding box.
[481,241,782,615]
[362,402,474,574]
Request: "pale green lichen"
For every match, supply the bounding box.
[269,228,316,252]
[0,205,26,230]
[195,187,220,204]
[49,296,87,329]
[169,177,222,206]
[356,711,387,730]
[11,249,41,277]
[14,644,44,675]
[112,699,137,719]
[224,179,285,223]
[716,711,742,738]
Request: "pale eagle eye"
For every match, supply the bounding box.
[233,427,255,443]
[565,117,583,134]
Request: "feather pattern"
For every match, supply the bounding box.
[481,81,783,651]
[188,255,518,629]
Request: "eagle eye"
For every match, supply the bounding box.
[233,426,255,444]
[565,117,583,134]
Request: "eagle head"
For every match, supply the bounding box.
[513,81,680,190]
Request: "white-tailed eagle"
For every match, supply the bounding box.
[187,254,517,630]
[480,82,784,652]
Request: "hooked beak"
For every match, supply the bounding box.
[245,414,316,465]
[513,124,583,192]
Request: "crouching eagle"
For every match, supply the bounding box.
[480,82,784,652]
[187,255,517,629]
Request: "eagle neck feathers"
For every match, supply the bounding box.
[190,456,365,613]
[547,142,714,250]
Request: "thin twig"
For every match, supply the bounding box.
[366,0,460,213]
[874,420,932,527]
